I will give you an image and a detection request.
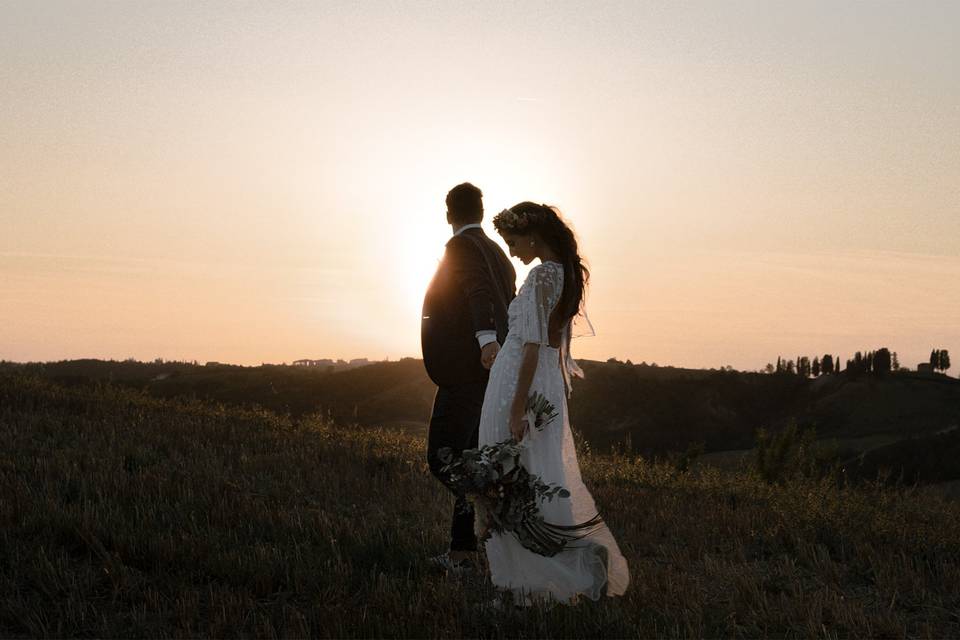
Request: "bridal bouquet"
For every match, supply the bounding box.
[438,438,602,558]
[525,391,559,432]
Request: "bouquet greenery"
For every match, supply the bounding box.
[439,396,602,557]
[525,391,559,432]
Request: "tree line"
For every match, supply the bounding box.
[767,347,951,378]
[929,349,952,373]
[770,354,845,376]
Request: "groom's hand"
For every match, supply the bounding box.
[480,342,500,369]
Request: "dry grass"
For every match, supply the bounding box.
[1,374,958,638]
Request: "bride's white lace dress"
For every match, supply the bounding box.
[479,261,630,603]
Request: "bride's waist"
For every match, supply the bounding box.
[505,332,560,351]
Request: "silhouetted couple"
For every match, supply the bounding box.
[421,182,629,606]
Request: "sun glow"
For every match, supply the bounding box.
[394,221,447,319]
[377,132,563,330]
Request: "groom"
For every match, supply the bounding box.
[421,182,516,573]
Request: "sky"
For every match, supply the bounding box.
[2,0,958,371]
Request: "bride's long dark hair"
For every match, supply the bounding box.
[494,202,589,338]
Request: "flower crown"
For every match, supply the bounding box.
[493,207,537,233]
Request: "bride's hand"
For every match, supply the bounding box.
[509,410,528,442]
[480,341,499,370]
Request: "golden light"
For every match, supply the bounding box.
[394,219,447,319]
[377,131,563,325]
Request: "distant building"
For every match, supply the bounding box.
[293,358,373,372]
[917,362,935,375]
[293,359,334,367]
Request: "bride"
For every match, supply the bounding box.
[479,202,630,604]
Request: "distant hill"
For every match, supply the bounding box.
[0,358,435,432]
[574,361,960,452]
[3,358,957,462]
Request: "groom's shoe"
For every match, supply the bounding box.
[429,551,476,576]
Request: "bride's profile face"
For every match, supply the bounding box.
[501,232,536,264]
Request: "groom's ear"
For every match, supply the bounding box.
[446,210,453,225]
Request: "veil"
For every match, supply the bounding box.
[560,305,595,398]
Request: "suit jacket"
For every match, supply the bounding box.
[421,227,516,386]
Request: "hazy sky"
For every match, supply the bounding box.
[2,1,958,370]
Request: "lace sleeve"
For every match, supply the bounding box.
[518,265,561,346]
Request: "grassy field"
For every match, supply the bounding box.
[1,374,959,638]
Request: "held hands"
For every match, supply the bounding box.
[480,341,500,370]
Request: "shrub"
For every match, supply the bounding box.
[753,422,821,484]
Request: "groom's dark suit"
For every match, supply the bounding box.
[422,226,515,552]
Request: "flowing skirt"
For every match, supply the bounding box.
[478,334,630,603]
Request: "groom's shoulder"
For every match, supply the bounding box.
[446,229,507,261]
[445,228,490,251]
[444,233,471,252]
[443,234,480,265]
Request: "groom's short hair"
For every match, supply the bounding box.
[446,183,483,225]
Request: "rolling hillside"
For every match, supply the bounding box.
[3,358,958,482]
[1,373,959,637]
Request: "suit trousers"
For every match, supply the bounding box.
[426,380,486,552]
